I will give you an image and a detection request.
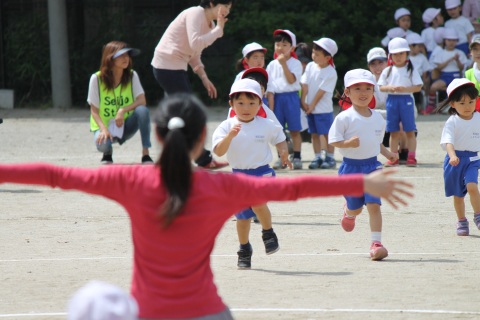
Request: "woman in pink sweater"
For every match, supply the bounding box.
[0,94,412,320]
[152,0,233,170]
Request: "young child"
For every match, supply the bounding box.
[378,37,423,167]
[212,78,291,269]
[234,42,267,82]
[295,42,313,142]
[429,28,469,111]
[300,37,338,169]
[445,0,475,55]
[381,8,412,47]
[266,29,304,170]
[464,34,480,94]
[407,33,432,112]
[437,78,480,236]
[328,69,398,261]
[421,8,444,58]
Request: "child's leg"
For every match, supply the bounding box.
[467,182,480,213]
[236,219,251,245]
[311,133,321,155]
[320,134,336,169]
[454,195,469,236]
[252,204,279,254]
[366,203,388,260]
[290,130,302,153]
[405,131,417,154]
[389,131,400,154]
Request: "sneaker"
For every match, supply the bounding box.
[293,158,303,170]
[237,247,253,269]
[262,231,279,255]
[308,157,323,169]
[141,155,154,164]
[456,219,469,236]
[406,158,417,167]
[384,159,399,167]
[341,205,356,232]
[420,105,435,115]
[320,156,336,169]
[370,241,389,261]
[474,214,480,230]
[272,158,287,170]
[201,159,229,170]
[101,154,113,164]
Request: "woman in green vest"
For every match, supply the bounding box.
[88,41,152,164]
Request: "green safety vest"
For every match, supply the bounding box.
[465,68,480,94]
[90,71,134,131]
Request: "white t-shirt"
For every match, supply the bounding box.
[373,85,388,119]
[266,57,302,93]
[440,112,480,152]
[300,62,337,114]
[409,54,432,76]
[226,103,281,127]
[87,71,144,108]
[431,48,468,73]
[377,65,423,95]
[421,27,437,53]
[212,116,286,169]
[328,107,386,160]
[445,16,475,45]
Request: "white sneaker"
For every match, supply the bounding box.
[293,158,302,170]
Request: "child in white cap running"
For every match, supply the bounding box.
[212,78,291,269]
[328,69,398,261]
[436,78,480,236]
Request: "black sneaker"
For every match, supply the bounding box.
[237,247,253,269]
[141,155,154,164]
[101,154,113,164]
[262,231,279,255]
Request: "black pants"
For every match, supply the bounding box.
[152,67,212,166]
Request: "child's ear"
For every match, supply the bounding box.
[344,88,350,97]
[228,99,234,108]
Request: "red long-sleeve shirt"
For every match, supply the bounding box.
[0,163,364,318]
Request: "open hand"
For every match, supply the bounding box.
[364,169,414,209]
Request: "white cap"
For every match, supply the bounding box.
[367,47,387,63]
[446,78,475,96]
[387,27,407,39]
[394,8,411,20]
[229,78,263,100]
[470,34,480,49]
[388,37,410,54]
[406,33,424,45]
[67,280,138,320]
[422,8,441,23]
[313,38,338,56]
[444,28,459,40]
[112,48,140,59]
[445,0,461,9]
[273,29,296,47]
[434,27,446,45]
[344,69,376,88]
[242,42,267,58]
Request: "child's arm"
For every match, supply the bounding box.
[267,92,275,111]
[213,123,241,157]
[306,89,326,114]
[277,54,296,84]
[392,84,423,93]
[380,144,399,162]
[300,83,309,112]
[330,136,360,149]
[445,143,459,166]
[275,141,293,169]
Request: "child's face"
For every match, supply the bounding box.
[470,43,480,63]
[245,51,265,68]
[445,39,458,50]
[368,59,388,79]
[229,93,261,122]
[409,44,422,56]
[446,6,461,18]
[312,48,331,67]
[397,15,411,31]
[391,52,408,66]
[433,14,444,26]
[345,83,374,108]
[451,94,476,120]
[274,40,293,57]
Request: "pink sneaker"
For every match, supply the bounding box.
[384,159,399,167]
[341,208,356,232]
[370,241,388,261]
[420,105,435,115]
[406,158,417,167]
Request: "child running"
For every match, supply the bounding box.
[329,69,399,261]
[378,37,423,167]
[0,93,413,319]
[213,79,291,269]
[437,78,480,236]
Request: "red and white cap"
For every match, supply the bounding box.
[446,78,475,97]
[394,8,411,20]
[273,29,296,47]
[241,67,269,82]
[344,69,376,88]
[422,8,441,23]
[445,0,461,10]
[242,42,267,57]
[229,78,263,100]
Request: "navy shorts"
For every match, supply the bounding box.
[444,151,480,197]
[232,165,275,220]
[338,157,383,210]
[439,71,461,87]
[386,94,416,132]
[307,112,334,135]
[273,92,302,131]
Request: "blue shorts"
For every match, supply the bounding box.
[456,42,469,56]
[307,112,334,135]
[444,151,480,197]
[232,165,275,220]
[439,71,461,87]
[338,157,383,210]
[273,92,302,131]
[386,94,417,132]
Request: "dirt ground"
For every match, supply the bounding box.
[0,107,480,320]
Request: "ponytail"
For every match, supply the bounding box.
[155,94,207,227]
